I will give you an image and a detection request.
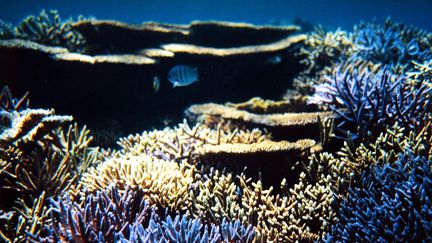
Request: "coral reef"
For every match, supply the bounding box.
[308,60,431,141]
[78,118,338,241]
[226,96,310,114]
[352,18,432,66]
[2,13,432,243]
[0,14,307,141]
[0,87,99,241]
[326,151,432,242]
[186,102,333,142]
[299,26,355,74]
[37,184,256,242]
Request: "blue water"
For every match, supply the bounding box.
[1,0,431,30]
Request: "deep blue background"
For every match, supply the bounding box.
[1,0,431,30]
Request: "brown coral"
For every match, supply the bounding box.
[0,88,99,241]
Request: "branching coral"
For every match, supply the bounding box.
[113,119,269,162]
[0,86,29,112]
[81,154,195,211]
[352,18,432,66]
[2,17,432,243]
[81,119,338,242]
[325,151,432,242]
[299,26,354,75]
[39,184,255,242]
[0,10,87,51]
[308,60,432,141]
[0,86,99,241]
[297,114,432,242]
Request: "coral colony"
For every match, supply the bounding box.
[1,10,432,242]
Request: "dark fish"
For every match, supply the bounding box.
[153,76,160,92]
[167,65,199,87]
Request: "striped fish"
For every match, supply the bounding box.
[167,65,199,88]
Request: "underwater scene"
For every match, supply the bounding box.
[1,0,432,242]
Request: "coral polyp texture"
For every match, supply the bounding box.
[1,10,432,242]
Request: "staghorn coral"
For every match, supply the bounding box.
[298,26,354,75]
[0,86,99,241]
[293,115,432,242]
[0,123,99,241]
[81,155,195,211]
[0,86,73,146]
[0,20,15,40]
[286,26,356,101]
[189,148,338,242]
[110,119,322,192]
[308,60,432,141]
[112,119,269,162]
[352,18,432,66]
[0,10,87,51]
[39,184,255,243]
[3,18,432,243]
[0,86,29,112]
[82,119,338,242]
[325,151,432,242]
[407,59,432,85]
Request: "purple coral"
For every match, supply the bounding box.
[38,185,255,242]
[325,152,432,242]
[353,18,432,65]
[309,63,431,141]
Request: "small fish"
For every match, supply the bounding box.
[167,65,199,88]
[153,76,160,92]
[265,55,282,65]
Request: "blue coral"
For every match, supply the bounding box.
[309,63,431,141]
[325,151,432,242]
[37,185,255,242]
[353,18,432,66]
